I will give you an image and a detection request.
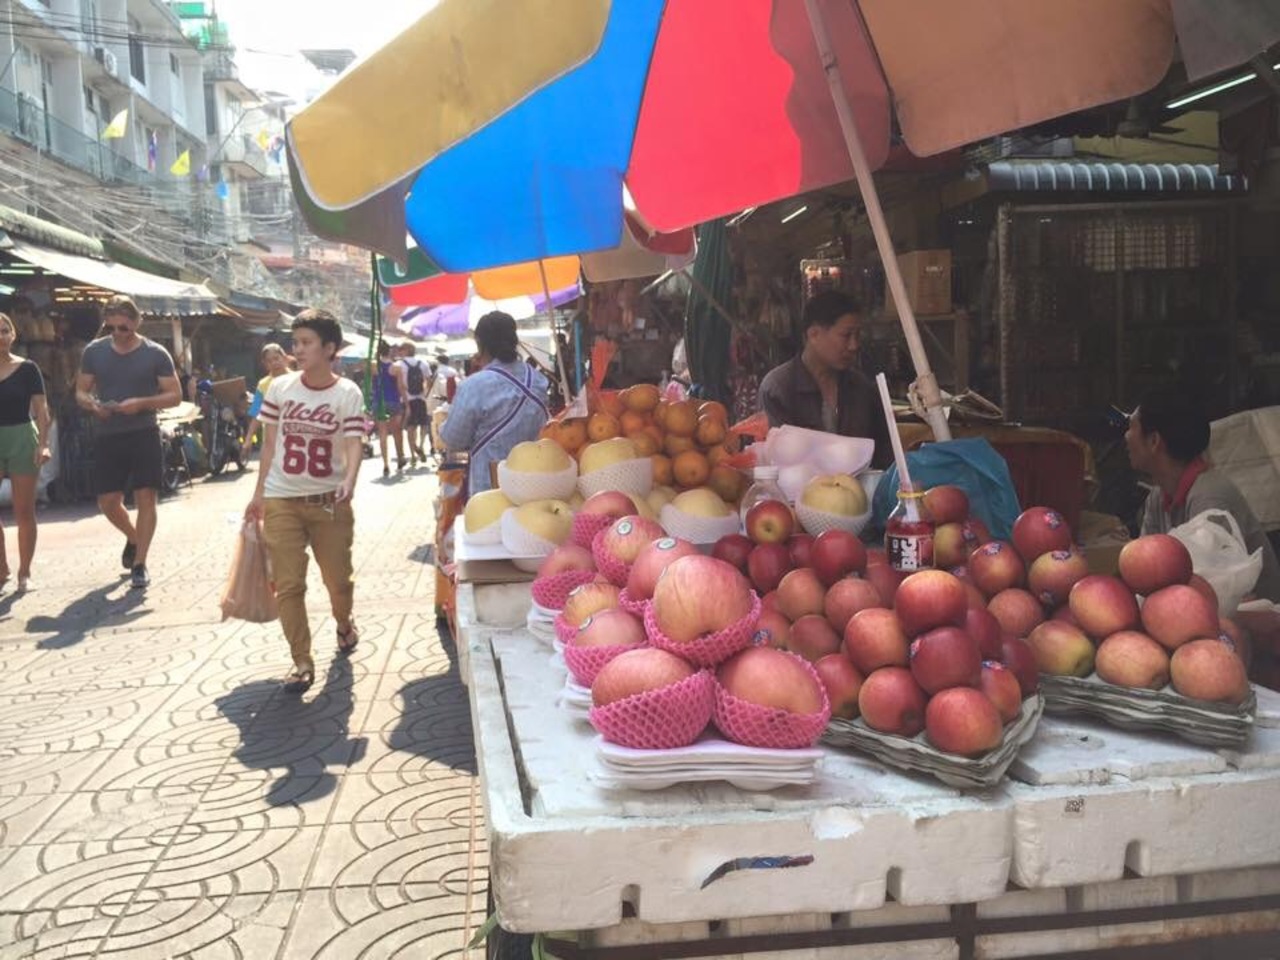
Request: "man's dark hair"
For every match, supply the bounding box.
[475,311,519,363]
[102,294,141,323]
[377,339,392,359]
[802,290,862,332]
[1136,385,1210,462]
[291,308,344,354]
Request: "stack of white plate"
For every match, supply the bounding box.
[526,601,559,650]
[592,735,823,791]
[559,676,593,720]
[1040,675,1256,747]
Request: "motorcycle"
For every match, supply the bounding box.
[207,400,246,476]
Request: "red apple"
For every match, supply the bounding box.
[843,608,910,674]
[744,499,796,544]
[1140,584,1219,651]
[1000,636,1040,697]
[717,646,825,714]
[866,547,888,567]
[979,661,1023,723]
[652,555,754,643]
[599,515,666,567]
[1095,630,1170,690]
[574,608,646,648]
[809,529,868,585]
[1027,549,1091,608]
[1118,533,1193,596]
[960,517,991,550]
[823,577,884,633]
[562,581,622,628]
[953,571,988,611]
[1012,506,1074,563]
[935,522,981,568]
[1187,573,1219,614]
[925,687,1004,757]
[987,588,1045,638]
[788,614,842,662]
[1068,574,1139,639]
[894,569,968,638]
[1051,604,1079,627]
[776,568,827,621]
[747,542,792,594]
[580,490,640,520]
[754,609,791,649]
[814,654,864,719]
[626,536,699,601]
[865,562,906,607]
[536,543,596,578]
[967,541,1026,596]
[964,606,1005,660]
[923,485,970,525]
[787,534,815,570]
[760,590,780,616]
[711,533,755,574]
[909,625,982,693]
[1027,620,1095,677]
[1170,638,1249,704]
[858,666,927,736]
[1217,617,1249,663]
[591,648,695,706]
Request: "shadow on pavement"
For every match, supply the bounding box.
[28,583,147,648]
[214,654,366,807]
[387,622,476,775]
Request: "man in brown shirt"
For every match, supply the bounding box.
[758,290,892,468]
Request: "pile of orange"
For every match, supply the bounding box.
[540,385,748,504]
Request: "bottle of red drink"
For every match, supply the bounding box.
[885,486,935,572]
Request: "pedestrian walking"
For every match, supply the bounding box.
[74,295,182,589]
[427,349,459,459]
[398,342,431,465]
[245,309,365,693]
[243,343,292,454]
[371,340,406,477]
[0,312,51,592]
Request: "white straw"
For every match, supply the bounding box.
[876,373,913,493]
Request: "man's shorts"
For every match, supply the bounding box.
[405,397,428,427]
[0,422,39,477]
[94,427,163,495]
[372,401,402,423]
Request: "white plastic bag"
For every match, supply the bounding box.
[1168,508,1262,616]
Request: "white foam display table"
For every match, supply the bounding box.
[455,582,1280,958]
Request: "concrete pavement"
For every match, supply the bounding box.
[0,462,489,958]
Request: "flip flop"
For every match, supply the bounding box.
[337,623,360,655]
[282,668,314,693]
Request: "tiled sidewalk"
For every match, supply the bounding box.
[0,465,488,958]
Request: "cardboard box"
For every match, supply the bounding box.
[886,249,952,317]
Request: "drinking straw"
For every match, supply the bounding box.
[876,373,913,493]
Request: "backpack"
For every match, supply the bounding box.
[405,358,425,395]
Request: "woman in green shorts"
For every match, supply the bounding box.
[0,312,51,592]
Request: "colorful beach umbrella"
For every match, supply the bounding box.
[396,284,581,339]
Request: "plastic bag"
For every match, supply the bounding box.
[219,519,278,623]
[1168,509,1262,616]
[871,438,1021,541]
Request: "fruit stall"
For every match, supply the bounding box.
[447,393,1280,959]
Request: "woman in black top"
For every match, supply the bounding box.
[0,312,52,592]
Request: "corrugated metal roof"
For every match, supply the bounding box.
[987,161,1247,193]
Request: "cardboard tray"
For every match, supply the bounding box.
[823,694,1044,789]
[1039,674,1256,748]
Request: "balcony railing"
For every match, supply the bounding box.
[0,86,151,185]
[216,132,268,177]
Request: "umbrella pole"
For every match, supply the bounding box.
[802,0,952,443]
[536,259,573,407]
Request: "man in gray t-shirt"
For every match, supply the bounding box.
[74,296,181,589]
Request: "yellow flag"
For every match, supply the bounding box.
[102,108,128,139]
[256,129,271,151]
[170,149,191,176]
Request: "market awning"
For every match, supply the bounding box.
[1,238,221,316]
[986,161,1247,194]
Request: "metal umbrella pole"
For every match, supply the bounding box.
[536,259,574,406]
[803,0,952,443]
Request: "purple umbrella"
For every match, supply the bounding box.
[398,284,580,339]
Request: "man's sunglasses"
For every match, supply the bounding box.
[101,323,130,333]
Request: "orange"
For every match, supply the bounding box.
[622,383,660,413]
[597,391,625,419]
[651,454,673,486]
[664,433,696,457]
[587,412,621,442]
[705,443,732,467]
[619,410,648,436]
[627,431,660,457]
[642,424,665,447]
[665,400,698,437]
[654,400,670,429]
[558,418,588,452]
[698,400,729,423]
[709,465,747,503]
[695,415,727,447]
[672,450,710,489]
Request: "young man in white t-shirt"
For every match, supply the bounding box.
[246,310,366,692]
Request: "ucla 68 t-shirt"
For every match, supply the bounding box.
[259,372,365,498]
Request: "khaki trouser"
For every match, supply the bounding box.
[263,496,355,673]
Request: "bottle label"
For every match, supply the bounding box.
[887,532,934,572]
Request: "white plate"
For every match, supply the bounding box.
[597,734,823,769]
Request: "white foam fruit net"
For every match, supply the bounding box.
[578,458,654,499]
[497,461,579,504]
[459,517,503,547]
[660,505,742,543]
[796,501,872,537]
[500,508,564,557]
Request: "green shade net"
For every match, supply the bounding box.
[684,217,733,402]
